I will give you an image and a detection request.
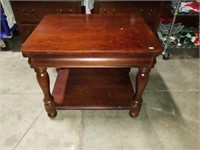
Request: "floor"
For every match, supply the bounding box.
[0,36,200,150]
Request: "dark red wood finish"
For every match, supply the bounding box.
[22,14,162,55]
[22,14,163,118]
[53,68,134,110]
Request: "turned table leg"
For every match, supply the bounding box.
[34,67,57,118]
[129,67,151,118]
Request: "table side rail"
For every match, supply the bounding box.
[28,56,157,68]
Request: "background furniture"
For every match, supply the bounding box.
[157,0,199,59]
[10,0,82,42]
[94,1,164,34]
[11,0,165,42]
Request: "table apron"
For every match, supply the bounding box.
[28,57,156,68]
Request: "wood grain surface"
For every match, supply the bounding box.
[21,14,162,56]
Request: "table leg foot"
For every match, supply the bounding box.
[129,67,151,118]
[48,111,57,119]
[44,101,57,119]
[129,100,142,118]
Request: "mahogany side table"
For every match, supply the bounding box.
[21,14,163,118]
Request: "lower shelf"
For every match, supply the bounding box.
[52,68,134,110]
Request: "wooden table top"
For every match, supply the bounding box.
[21,14,163,56]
